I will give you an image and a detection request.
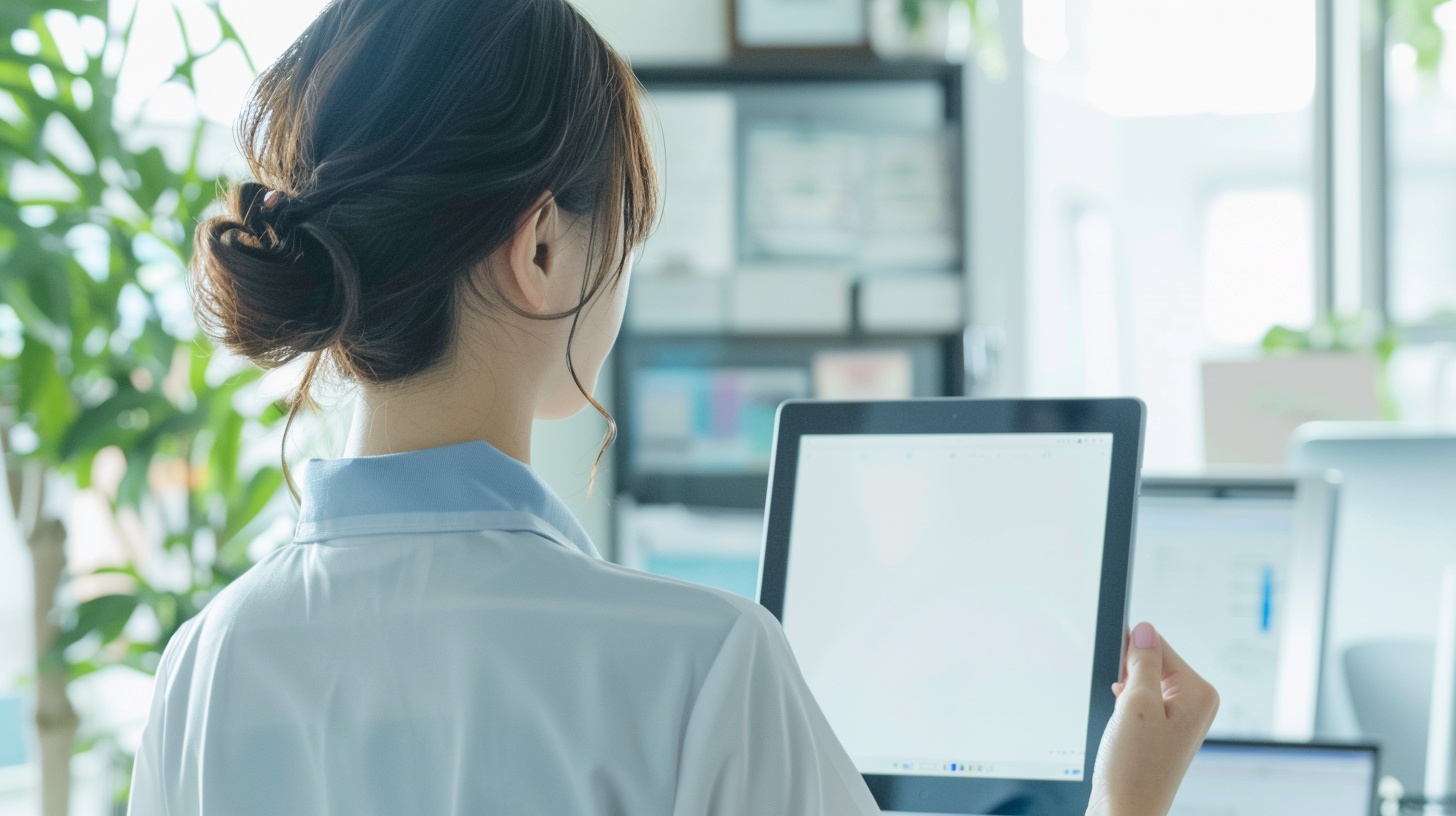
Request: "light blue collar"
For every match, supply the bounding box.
[293,441,599,558]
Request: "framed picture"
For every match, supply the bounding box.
[732,0,869,53]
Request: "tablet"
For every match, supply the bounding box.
[759,398,1145,815]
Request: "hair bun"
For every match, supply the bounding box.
[191,181,360,369]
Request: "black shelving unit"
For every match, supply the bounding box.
[616,57,970,511]
[633,58,964,120]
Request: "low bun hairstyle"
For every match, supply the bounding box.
[190,0,657,489]
[199,182,362,368]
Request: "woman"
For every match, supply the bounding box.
[129,0,1218,813]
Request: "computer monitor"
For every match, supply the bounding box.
[1288,423,1456,791]
[1130,475,1338,740]
[1171,740,1378,816]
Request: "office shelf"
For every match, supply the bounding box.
[633,58,964,120]
[617,60,971,508]
[616,331,963,509]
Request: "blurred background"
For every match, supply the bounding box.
[2,0,1455,813]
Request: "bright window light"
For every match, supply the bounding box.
[1389,42,1420,104]
[112,0,188,123]
[1087,0,1315,117]
[112,0,333,128]
[1073,211,1121,395]
[1024,0,1070,62]
[1202,189,1314,346]
[192,41,256,124]
[219,0,335,66]
[1436,1,1456,101]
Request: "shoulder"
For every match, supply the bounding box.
[151,605,209,696]
[556,545,774,639]
[168,528,780,671]
[183,542,305,624]
[566,555,797,678]
[150,544,314,663]
[480,530,787,664]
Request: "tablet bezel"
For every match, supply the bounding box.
[757,397,1146,814]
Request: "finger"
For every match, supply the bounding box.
[1159,636,1194,680]
[1122,621,1164,701]
[1156,635,1213,704]
[1156,636,1218,721]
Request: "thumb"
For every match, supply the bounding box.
[1123,621,1164,700]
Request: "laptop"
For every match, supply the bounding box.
[1171,740,1378,816]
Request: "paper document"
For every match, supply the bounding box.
[744,128,866,258]
[862,133,957,268]
[811,349,914,399]
[637,91,736,276]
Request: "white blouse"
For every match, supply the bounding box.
[127,441,879,815]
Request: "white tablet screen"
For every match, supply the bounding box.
[781,433,1114,781]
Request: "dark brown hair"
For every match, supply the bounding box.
[191,0,656,492]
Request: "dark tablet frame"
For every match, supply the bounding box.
[757,397,1146,815]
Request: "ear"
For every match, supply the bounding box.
[502,191,557,313]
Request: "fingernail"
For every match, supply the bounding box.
[1132,622,1156,649]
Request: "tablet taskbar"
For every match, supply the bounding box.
[857,756,1086,781]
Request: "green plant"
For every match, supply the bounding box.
[897,0,1004,77]
[0,2,282,813]
[1390,0,1449,73]
[1262,315,1402,419]
[1261,314,1400,362]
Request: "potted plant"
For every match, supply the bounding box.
[0,3,284,812]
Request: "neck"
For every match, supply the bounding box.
[344,350,539,463]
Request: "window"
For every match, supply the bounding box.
[1025,0,1318,468]
[1201,188,1315,347]
[1387,6,1456,327]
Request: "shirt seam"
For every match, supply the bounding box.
[669,604,761,805]
[292,510,583,551]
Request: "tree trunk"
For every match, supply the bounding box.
[31,514,75,816]
[14,456,76,816]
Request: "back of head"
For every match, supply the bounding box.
[192,0,656,402]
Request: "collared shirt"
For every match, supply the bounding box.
[127,441,878,816]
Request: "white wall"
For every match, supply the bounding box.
[969,0,1028,397]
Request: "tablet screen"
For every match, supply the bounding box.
[780,432,1114,782]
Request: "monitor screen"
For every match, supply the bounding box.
[1171,742,1376,816]
[631,366,809,474]
[779,432,1114,782]
[1129,491,1301,738]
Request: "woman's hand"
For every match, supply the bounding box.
[1086,622,1219,816]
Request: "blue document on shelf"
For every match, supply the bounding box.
[632,367,809,474]
[623,505,765,600]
